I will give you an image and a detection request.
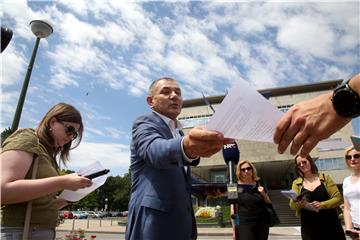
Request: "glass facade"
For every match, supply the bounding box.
[210,170,226,183]
[277,104,293,113]
[179,114,212,129]
[315,157,347,171]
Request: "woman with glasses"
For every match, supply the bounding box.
[289,155,345,240]
[231,160,272,240]
[1,103,92,240]
[343,146,360,240]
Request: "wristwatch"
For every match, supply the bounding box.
[332,78,360,118]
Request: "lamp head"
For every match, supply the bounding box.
[30,20,53,38]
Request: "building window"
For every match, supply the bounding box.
[210,170,226,183]
[315,157,347,171]
[277,104,294,113]
[179,114,213,129]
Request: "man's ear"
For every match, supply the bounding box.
[146,96,153,108]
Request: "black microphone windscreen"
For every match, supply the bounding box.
[1,27,13,53]
[222,142,240,164]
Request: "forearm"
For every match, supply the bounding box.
[320,196,342,209]
[57,197,69,209]
[344,208,353,230]
[261,192,272,204]
[1,176,65,204]
[348,73,360,94]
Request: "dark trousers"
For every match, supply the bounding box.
[238,220,269,240]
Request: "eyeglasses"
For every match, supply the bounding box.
[297,160,308,167]
[58,120,78,140]
[345,154,360,160]
[240,167,252,172]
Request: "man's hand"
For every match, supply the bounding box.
[183,126,232,158]
[273,92,350,157]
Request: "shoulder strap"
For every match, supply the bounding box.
[22,155,39,240]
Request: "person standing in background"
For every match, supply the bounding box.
[343,146,360,240]
[289,155,345,240]
[231,160,272,240]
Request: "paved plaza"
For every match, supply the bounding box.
[56,219,354,239]
[56,219,304,239]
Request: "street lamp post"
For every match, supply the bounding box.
[104,198,108,212]
[10,20,53,133]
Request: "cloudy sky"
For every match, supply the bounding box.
[1,0,359,176]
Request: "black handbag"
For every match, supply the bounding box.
[265,203,280,227]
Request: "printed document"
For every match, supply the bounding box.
[207,80,283,142]
[59,161,108,202]
[281,189,318,212]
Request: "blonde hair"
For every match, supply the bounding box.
[236,160,259,183]
[344,145,358,169]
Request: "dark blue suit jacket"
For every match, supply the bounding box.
[125,112,199,240]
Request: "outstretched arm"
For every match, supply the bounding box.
[274,73,359,157]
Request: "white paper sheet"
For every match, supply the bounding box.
[207,80,283,142]
[59,161,108,202]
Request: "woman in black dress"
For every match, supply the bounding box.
[231,160,272,240]
[289,155,346,240]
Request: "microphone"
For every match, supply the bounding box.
[1,26,13,53]
[222,142,240,203]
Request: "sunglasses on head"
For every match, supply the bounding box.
[240,167,252,172]
[345,154,360,160]
[57,120,78,140]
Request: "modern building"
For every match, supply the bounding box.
[180,79,354,192]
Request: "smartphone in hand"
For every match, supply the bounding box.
[84,169,110,179]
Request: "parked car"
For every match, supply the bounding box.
[119,211,128,217]
[109,211,121,217]
[72,211,87,219]
[62,211,73,219]
[86,211,100,218]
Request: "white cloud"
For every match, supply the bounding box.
[1,45,27,86]
[58,0,88,17]
[49,70,78,88]
[0,91,18,128]
[100,22,135,48]
[67,141,130,176]
[59,13,103,45]
[277,15,335,59]
[105,127,130,140]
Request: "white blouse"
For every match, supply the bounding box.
[343,176,360,226]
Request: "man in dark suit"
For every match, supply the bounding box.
[125,77,230,240]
